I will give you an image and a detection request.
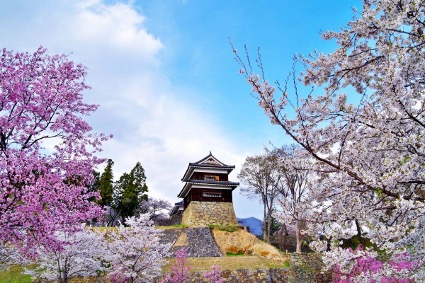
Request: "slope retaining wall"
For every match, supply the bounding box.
[154,253,331,283]
[181,201,238,226]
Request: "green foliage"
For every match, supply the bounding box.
[265,207,281,235]
[157,224,188,229]
[0,265,32,283]
[98,159,114,207]
[225,252,243,257]
[113,162,149,220]
[209,224,239,232]
[373,188,383,198]
[400,155,411,165]
[341,235,375,250]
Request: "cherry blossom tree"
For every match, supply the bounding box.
[238,152,283,243]
[104,214,171,283]
[138,198,172,225]
[331,246,415,283]
[0,47,107,252]
[203,265,224,283]
[161,248,224,283]
[233,0,425,279]
[161,248,190,283]
[24,225,106,283]
[272,146,312,253]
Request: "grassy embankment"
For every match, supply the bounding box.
[0,265,32,283]
[0,225,289,281]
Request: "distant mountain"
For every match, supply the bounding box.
[237,217,263,237]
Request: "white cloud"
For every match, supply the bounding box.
[73,1,163,61]
[0,0,263,219]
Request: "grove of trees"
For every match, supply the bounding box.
[234,0,425,280]
[93,159,171,225]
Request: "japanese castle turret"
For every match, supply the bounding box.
[178,152,239,227]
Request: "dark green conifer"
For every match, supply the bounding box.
[114,162,148,220]
[98,159,114,207]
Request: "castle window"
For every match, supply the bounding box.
[203,192,222,198]
[204,175,218,181]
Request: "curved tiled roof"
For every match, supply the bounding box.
[190,152,233,167]
[178,152,239,198]
[181,152,235,181]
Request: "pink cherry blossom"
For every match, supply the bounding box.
[0,47,107,253]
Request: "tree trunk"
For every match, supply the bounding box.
[355,219,364,246]
[295,219,301,253]
[61,273,68,283]
[266,209,272,243]
[263,203,268,242]
[61,257,69,283]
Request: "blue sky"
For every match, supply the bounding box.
[0,0,360,218]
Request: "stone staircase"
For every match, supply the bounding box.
[186,227,222,257]
[160,228,184,255]
[160,227,222,257]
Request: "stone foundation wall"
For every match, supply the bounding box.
[163,253,330,283]
[181,201,238,226]
[167,268,288,283]
[69,277,107,283]
[70,254,331,283]
[156,262,330,283]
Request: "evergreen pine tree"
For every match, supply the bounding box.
[113,162,148,220]
[98,159,114,207]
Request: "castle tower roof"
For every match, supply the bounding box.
[181,152,235,181]
[178,152,239,198]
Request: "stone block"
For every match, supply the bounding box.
[182,201,238,226]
